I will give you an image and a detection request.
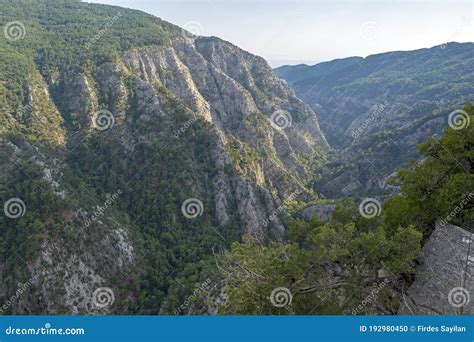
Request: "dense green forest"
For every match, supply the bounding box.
[0,0,472,315]
[0,0,182,141]
[218,104,473,314]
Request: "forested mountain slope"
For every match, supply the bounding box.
[1,0,472,316]
[0,0,327,314]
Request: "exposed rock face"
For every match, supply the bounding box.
[0,2,329,314]
[297,204,336,221]
[121,37,328,197]
[398,223,473,315]
[110,37,327,236]
[0,141,135,315]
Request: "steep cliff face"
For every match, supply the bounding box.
[119,37,328,200]
[0,0,328,314]
[398,223,473,315]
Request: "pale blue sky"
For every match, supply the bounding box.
[88,0,473,67]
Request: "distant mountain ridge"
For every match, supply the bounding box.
[276,56,363,85]
[276,42,474,197]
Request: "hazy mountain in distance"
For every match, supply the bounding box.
[276,43,474,197]
[1,0,472,317]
